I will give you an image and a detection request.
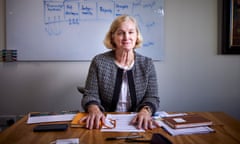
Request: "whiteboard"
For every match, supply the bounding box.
[6,0,164,61]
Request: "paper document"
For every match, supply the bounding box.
[101,113,145,132]
[153,111,187,119]
[55,138,79,144]
[27,113,76,124]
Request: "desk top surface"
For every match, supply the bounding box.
[0,112,240,144]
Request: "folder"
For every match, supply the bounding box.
[71,113,88,127]
[70,113,113,128]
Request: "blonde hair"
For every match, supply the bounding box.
[103,15,143,49]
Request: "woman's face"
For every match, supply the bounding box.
[112,20,137,51]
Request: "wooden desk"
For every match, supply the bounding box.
[0,112,240,144]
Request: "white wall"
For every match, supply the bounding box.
[0,0,5,50]
[1,0,240,119]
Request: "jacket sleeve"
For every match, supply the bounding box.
[81,56,105,112]
[136,60,160,115]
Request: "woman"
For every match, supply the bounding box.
[81,15,160,130]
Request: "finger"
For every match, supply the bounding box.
[148,120,153,130]
[137,117,143,129]
[152,120,160,128]
[130,115,138,125]
[87,116,93,129]
[143,118,148,130]
[85,116,90,129]
[79,116,88,128]
[100,115,106,126]
[100,115,106,122]
[95,115,101,129]
[79,116,87,123]
[89,115,96,129]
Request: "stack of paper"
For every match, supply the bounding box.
[27,112,76,124]
[156,120,214,136]
[154,111,214,136]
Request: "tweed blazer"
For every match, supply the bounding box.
[81,50,160,114]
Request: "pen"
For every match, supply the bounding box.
[105,135,143,140]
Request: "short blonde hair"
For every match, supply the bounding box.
[103,15,143,49]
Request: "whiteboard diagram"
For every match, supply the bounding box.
[6,0,165,61]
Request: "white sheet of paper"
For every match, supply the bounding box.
[101,113,145,132]
[153,111,187,119]
[56,138,79,144]
[27,113,76,124]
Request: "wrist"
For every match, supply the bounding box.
[87,104,100,113]
[141,106,152,116]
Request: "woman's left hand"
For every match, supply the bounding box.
[130,108,158,130]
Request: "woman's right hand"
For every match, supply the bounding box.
[80,104,105,129]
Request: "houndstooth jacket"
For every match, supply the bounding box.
[81,50,160,114]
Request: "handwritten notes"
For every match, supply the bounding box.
[7,0,164,60]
